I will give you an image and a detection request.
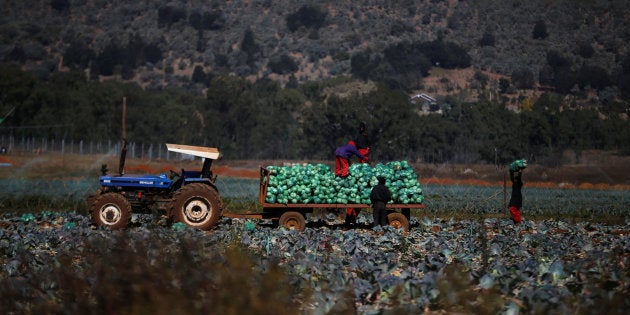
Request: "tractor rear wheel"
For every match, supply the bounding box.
[170,183,222,230]
[279,211,306,231]
[91,192,131,229]
[387,212,410,231]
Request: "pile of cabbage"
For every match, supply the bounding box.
[264,161,423,204]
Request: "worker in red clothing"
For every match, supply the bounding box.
[334,141,366,178]
[353,122,370,163]
[335,141,366,228]
[344,122,371,227]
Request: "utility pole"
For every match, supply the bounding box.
[118,97,128,175]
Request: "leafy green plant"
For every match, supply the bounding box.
[0,230,304,314]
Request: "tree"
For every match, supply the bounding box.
[384,41,431,76]
[577,42,595,58]
[157,6,186,28]
[192,66,208,85]
[532,20,548,39]
[241,28,260,64]
[267,54,298,75]
[479,31,495,47]
[63,39,94,69]
[498,78,510,93]
[511,68,535,89]
[51,0,70,12]
[350,51,374,80]
[418,40,471,69]
[577,64,611,90]
[534,93,562,113]
[286,5,327,32]
[546,50,572,69]
[286,5,326,32]
[190,11,225,31]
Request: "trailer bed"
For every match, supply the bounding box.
[223,167,425,231]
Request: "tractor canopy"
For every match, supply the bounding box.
[166,143,220,160]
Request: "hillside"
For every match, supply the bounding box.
[2,0,629,102]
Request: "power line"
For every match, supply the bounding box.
[0,124,73,130]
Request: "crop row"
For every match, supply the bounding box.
[1,178,628,219]
[1,211,629,313]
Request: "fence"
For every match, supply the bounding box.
[0,135,185,161]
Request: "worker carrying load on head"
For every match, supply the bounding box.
[508,159,527,224]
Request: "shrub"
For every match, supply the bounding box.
[50,0,70,12]
[577,64,611,90]
[577,42,595,58]
[267,54,298,74]
[189,11,224,31]
[157,6,186,28]
[63,39,94,69]
[286,5,327,32]
[192,65,208,85]
[532,20,549,39]
[479,31,495,47]
[511,68,535,89]
[546,50,572,69]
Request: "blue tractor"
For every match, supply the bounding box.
[87,142,223,230]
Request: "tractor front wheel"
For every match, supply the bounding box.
[170,183,222,230]
[91,192,131,229]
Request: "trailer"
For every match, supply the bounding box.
[224,167,425,232]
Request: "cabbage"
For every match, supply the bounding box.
[264,161,424,204]
[509,159,528,172]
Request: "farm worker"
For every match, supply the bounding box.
[353,122,370,163]
[334,141,366,178]
[345,122,371,226]
[370,176,392,227]
[335,140,366,228]
[508,159,527,224]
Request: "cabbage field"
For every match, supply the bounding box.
[1,166,629,313]
[1,211,629,313]
[1,176,628,219]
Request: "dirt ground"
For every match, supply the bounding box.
[0,150,629,189]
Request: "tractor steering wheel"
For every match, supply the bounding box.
[169,169,180,180]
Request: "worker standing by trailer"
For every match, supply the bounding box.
[370,176,392,228]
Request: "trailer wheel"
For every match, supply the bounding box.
[279,211,306,231]
[91,192,131,229]
[387,212,409,231]
[170,183,222,230]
